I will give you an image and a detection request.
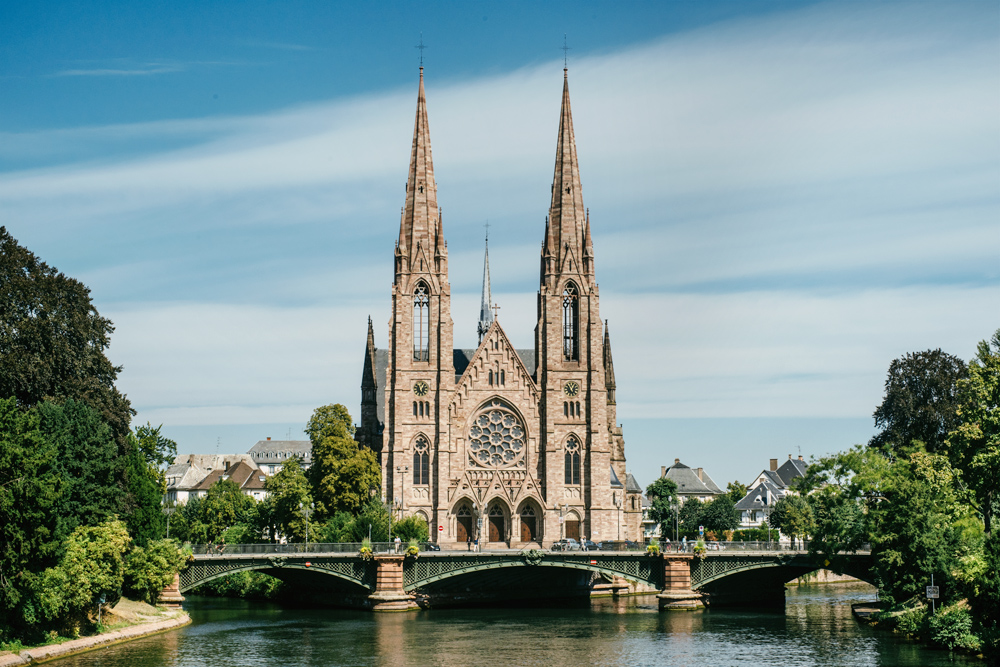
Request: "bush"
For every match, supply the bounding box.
[894,606,928,636]
[929,603,981,652]
[123,539,189,605]
[392,515,429,542]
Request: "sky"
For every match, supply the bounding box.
[2,0,998,488]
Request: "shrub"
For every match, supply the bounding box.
[123,539,189,605]
[929,603,981,652]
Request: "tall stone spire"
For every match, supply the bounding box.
[477,230,494,344]
[603,320,616,405]
[541,68,589,283]
[396,67,442,279]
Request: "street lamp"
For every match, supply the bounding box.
[163,506,176,540]
[300,502,314,549]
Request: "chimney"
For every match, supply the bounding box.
[770,458,778,471]
[661,466,666,478]
[788,454,792,459]
[696,468,704,481]
[267,436,271,440]
[798,455,804,461]
[674,458,680,465]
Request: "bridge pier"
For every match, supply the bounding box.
[367,556,418,612]
[657,555,703,611]
[157,572,185,609]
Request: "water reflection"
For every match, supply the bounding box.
[46,584,977,667]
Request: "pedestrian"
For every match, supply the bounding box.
[682,536,687,552]
[582,536,588,552]
[466,535,472,552]
[394,535,401,554]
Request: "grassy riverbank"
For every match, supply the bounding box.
[0,599,188,665]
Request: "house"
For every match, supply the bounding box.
[249,438,312,474]
[735,455,807,529]
[165,454,257,504]
[188,460,268,501]
[660,459,725,505]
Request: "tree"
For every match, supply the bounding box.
[351,497,392,543]
[700,495,740,536]
[768,495,814,548]
[869,348,968,458]
[677,498,704,539]
[726,480,748,503]
[0,227,133,451]
[947,329,1000,535]
[0,398,62,623]
[306,404,381,517]
[123,539,189,605]
[263,457,314,543]
[122,424,177,546]
[38,399,123,547]
[392,514,429,542]
[645,477,679,541]
[199,479,256,543]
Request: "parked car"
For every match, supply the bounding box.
[598,540,642,551]
[550,538,580,551]
[422,543,441,551]
[580,539,599,551]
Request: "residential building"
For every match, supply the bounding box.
[249,438,312,474]
[659,459,725,505]
[735,455,808,529]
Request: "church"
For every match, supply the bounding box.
[356,67,643,548]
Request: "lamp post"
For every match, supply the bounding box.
[300,502,313,549]
[395,465,409,519]
[163,506,176,540]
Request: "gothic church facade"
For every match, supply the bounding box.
[357,68,642,547]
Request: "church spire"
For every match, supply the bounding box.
[477,228,494,344]
[542,68,588,282]
[603,319,616,404]
[396,67,441,278]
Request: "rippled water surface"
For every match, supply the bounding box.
[50,583,977,666]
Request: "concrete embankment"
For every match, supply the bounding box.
[0,613,190,665]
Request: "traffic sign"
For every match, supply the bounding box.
[438,525,444,532]
[926,586,939,599]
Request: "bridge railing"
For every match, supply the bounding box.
[659,541,870,553]
[190,542,437,556]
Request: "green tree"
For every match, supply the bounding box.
[350,497,392,543]
[869,348,967,459]
[767,494,814,548]
[644,477,679,541]
[123,539,189,605]
[392,514,429,542]
[700,495,740,536]
[0,399,62,625]
[317,512,356,543]
[0,227,133,451]
[263,457,314,543]
[947,329,1000,535]
[677,498,704,539]
[306,404,381,517]
[39,399,123,546]
[726,480,748,503]
[122,424,177,546]
[199,479,256,543]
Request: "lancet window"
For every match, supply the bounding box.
[413,283,430,361]
[564,436,581,485]
[563,283,579,361]
[413,435,430,485]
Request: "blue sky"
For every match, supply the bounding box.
[2,0,998,488]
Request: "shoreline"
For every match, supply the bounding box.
[0,613,190,666]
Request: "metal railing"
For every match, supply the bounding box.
[192,542,420,556]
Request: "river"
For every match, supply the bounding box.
[48,582,977,666]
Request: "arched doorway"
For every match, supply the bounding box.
[455,503,473,543]
[565,511,581,541]
[488,503,506,543]
[519,505,537,542]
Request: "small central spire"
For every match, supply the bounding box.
[477,226,493,344]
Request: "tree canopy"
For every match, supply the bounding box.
[306,404,380,518]
[644,477,678,541]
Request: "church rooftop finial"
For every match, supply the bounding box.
[477,223,494,344]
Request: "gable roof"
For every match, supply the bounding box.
[662,460,724,497]
[249,440,311,464]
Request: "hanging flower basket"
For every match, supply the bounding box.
[359,538,374,561]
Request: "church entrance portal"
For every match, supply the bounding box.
[488,504,505,543]
[520,506,537,542]
[565,516,581,541]
[456,504,472,543]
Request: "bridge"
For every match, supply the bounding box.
[174,542,872,611]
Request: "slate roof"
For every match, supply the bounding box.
[734,478,783,511]
[192,460,267,492]
[775,457,808,487]
[625,473,643,494]
[610,466,623,489]
[372,348,537,424]
[249,440,312,465]
[662,461,725,497]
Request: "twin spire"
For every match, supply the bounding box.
[398,66,592,338]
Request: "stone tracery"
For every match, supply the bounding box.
[468,400,526,468]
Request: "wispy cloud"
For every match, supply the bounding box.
[52,63,187,77]
[4,1,998,432]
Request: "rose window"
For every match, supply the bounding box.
[468,401,526,468]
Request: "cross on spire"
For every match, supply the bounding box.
[491,303,501,318]
[416,33,427,67]
[561,34,571,69]
[484,219,490,242]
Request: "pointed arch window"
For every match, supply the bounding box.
[413,435,429,485]
[413,283,430,361]
[562,283,579,361]
[564,436,581,485]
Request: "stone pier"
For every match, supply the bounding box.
[657,555,703,610]
[367,556,418,612]
[157,572,185,609]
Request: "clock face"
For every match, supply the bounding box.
[564,381,580,397]
[413,381,430,397]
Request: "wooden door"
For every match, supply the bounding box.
[489,515,504,542]
[565,520,580,541]
[520,515,536,542]
[457,516,471,543]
